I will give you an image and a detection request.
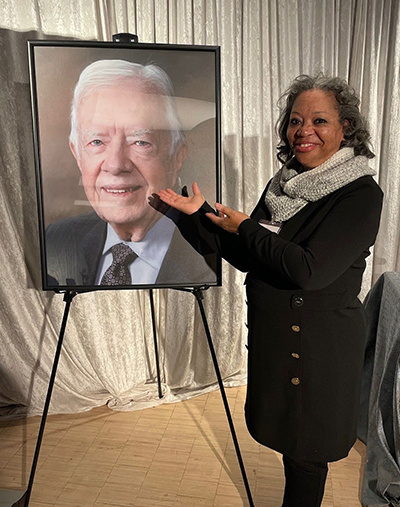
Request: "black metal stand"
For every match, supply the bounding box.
[147,283,254,504]
[13,285,254,506]
[149,289,163,399]
[178,286,255,507]
[13,288,163,507]
[16,31,252,505]
[13,291,77,507]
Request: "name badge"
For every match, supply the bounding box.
[258,219,282,234]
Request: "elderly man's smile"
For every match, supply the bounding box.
[102,185,142,195]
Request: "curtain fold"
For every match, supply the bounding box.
[0,0,398,417]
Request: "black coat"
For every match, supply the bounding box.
[178,175,383,462]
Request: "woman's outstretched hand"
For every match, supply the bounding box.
[158,182,250,233]
[158,182,205,215]
[206,203,250,234]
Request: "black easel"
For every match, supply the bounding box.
[14,285,254,507]
[149,289,163,399]
[150,284,254,507]
[13,291,77,507]
[181,286,255,507]
[14,32,254,507]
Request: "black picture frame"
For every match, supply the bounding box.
[28,40,221,292]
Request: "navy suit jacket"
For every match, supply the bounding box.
[45,212,217,288]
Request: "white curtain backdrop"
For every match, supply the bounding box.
[0,0,399,417]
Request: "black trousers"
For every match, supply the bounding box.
[281,455,328,507]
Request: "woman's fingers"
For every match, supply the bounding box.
[158,188,185,208]
[192,181,202,196]
[159,188,178,198]
[206,203,250,233]
[158,182,205,215]
[216,203,230,215]
[158,190,172,203]
[205,212,220,224]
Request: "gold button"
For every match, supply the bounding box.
[291,353,300,359]
[291,377,300,385]
[291,325,300,332]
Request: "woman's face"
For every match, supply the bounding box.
[287,89,347,170]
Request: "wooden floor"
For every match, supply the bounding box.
[0,385,371,506]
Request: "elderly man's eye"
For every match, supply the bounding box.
[135,140,150,147]
[90,139,103,146]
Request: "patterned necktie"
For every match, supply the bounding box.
[101,243,137,285]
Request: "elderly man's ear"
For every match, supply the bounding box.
[174,142,188,173]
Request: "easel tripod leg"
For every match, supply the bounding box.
[193,289,255,507]
[149,289,163,399]
[13,291,76,507]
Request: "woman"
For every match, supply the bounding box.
[158,74,383,506]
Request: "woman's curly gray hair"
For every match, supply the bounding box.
[276,73,375,164]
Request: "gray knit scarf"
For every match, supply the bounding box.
[265,148,376,222]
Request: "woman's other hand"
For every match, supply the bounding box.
[206,203,250,233]
[158,182,205,215]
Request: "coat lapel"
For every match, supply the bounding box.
[156,226,217,284]
[79,217,107,285]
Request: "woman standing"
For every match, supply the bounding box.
[158,74,383,507]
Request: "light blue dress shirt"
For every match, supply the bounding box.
[95,215,176,285]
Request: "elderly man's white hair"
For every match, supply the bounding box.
[69,59,185,155]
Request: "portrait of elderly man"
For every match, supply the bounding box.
[45,59,217,288]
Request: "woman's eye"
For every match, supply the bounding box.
[289,118,301,125]
[314,118,327,124]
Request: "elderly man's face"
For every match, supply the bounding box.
[70,82,186,241]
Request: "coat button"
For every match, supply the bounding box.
[294,297,303,307]
[291,325,300,332]
[291,352,300,359]
[291,377,300,385]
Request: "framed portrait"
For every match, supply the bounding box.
[28,40,221,292]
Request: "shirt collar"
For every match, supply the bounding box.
[102,215,176,271]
